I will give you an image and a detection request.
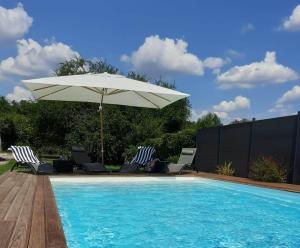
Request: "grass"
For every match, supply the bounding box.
[0,160,15,175]
[0,162,138,175]
[105,164,121,172]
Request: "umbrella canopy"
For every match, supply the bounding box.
[22,72,189,109]
[22,72,189,165]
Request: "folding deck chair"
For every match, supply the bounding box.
[71,145,108,173]
[119,146,156,173]
[166,148,197,174]
[9,146,55,174]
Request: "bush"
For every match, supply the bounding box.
[216,161,235,176]
[167,155,180,163]
[249,156,287,183]
[144,128,196,160]
[122,145,139,163]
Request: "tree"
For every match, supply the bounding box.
[230,118,251,124]
[195,113,222,130]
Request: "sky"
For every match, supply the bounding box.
[0,0,300,123]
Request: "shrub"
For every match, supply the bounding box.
[144,128,196,160]
[216,161,235,176]
[249,156,287,183]
[122,145,139,163]
[167,155,180,163]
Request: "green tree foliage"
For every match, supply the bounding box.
[230,118,251,124]
[194,113,222,130]
[0,58,222,163]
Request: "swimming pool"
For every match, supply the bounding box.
[51,177,300,248]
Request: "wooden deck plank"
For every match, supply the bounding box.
[44,177,67,248]
[8,176,37,248]
[28,176,46,248]
[0,173,27,220]
[0,186,21,220]
[4,175,31,221]
[0,172,67,248]
[0,172,10,186]
[0,177,17,204]
[0,221,16,248]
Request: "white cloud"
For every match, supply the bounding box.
[270,85,300,113]
[280,5,300,31]
[5,85,34,102]
[269,85,300,115]
[203,57,227,69]
[204,57,229,75]
[0,3,33,42]
[217,51,298,89]
[213,96,250,112]
[214,111,229,120]
[212,96,250,122]
[241,23,255,34]
[121,35,228,77]
[121,35,204,76]
[277,85,300,104]
[0,38,79,80]
[191,96,251,123]
[190,109,209,122]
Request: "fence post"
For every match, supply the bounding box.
[217,126,221,166]
[292,111,300,184]
[246,118,255,176]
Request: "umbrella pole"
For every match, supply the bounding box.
[99,92,104,166]
[100,107,104,166]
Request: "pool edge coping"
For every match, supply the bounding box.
[49,173,300,194]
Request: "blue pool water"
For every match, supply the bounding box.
[51,178,300,248]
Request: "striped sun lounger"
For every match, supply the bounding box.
[120,146,156,173]
[9,146,55,174]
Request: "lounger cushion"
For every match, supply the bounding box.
[181,149,194,155]
[167,163,186,173]
[37,162,56,175]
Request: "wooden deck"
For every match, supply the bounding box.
[0,172,66,248]
[188,171,300,193]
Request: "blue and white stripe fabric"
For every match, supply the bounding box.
[130,147,155,166]
[9,146,40,165]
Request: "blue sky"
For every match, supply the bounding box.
[1,0,300,122]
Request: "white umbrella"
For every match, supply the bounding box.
[22,72,189,165]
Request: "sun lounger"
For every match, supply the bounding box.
[119,146,156,173]
[9,146,55,174]
[166,148,197,174]
[71,145,107,173]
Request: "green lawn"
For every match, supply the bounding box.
[0,161,128,175]
[105,164,121,171]
[0,160,15,175]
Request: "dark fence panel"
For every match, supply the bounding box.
[250,116,297,182]
[219,123,251,177]
[293,114,300,184]
[195,112,300,184]
[195,127,219,173]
